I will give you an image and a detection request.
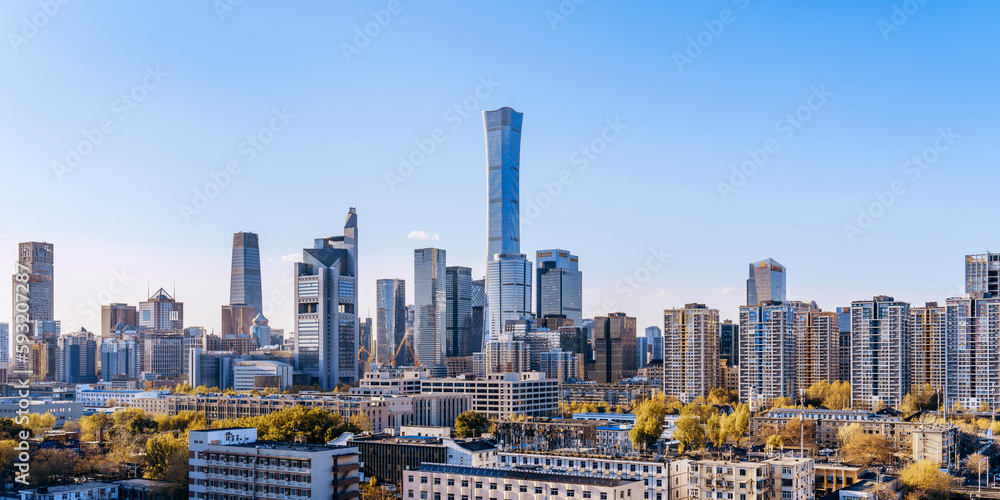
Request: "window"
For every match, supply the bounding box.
[583,493,592,499]
[475,482,482,489]
[601,494,608,500]
[489,483,497,490]
[434,478,441,485]
[420,493,427,500]
[421,477,428,484]
[519,486,527,493]
[551,489,559,495]
[448,479,454,486]
[536,488,543,494]
[503,485,511,492]
[568,491,575,497]
[462,481,469,488]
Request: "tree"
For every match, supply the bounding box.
[705,413,728,456]
[213,406,356,443]
[145,433,186,480]
[25,412,56,435]
[106,398,119,407]
[899,459,953,496]
[361,477,399,500]
[674,414,705,454]
[707,387,738,405]
[0,439,17,474]
[765,434,784,452]
[964,452,988,476]
[79,412,113,441]
[867,481,900,500]
[155,410,208,435]
[780,417,816,448]
[838,422,862,445]
[29,448,88,486]
[724,403,751,447]
[842,433,893,466]
[901,384,939,413]
[454,411,490,438]
[630,399,667,452]
[770,397,794,409]
[349,412,374,433]
[0,418,30,440]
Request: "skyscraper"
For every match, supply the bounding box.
[13,242,54,337]
[139,288,184,332]
[251,313,272,347]
[663,304,719,403]
[486,254,532,340]
[0,323,8,365]
[911,302,946,396]
[484,107,522,260]
[56,329,97,384]
[471,278,486,353]
[484,107,525,344]
[943,296,1000,409]
[739,302,799,407]
[221,304,257,337]
[794,309,839,393]
[588,312,637,384]
[230,232,263,314]
[446,266,474,357]
[535,249,582,325]
[293,207,359,389]
[850,296,911,410]
[645,326,663,363]
[836,307,852,383]
[719,320,739,367]
[100,337,140,382]
[414,248,447,377]
[101,303,137,339]
[747,258,786,306]
[376,279,407,366]
[966,252,1000,298]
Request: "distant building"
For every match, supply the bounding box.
[837,307,852,383]
[101,303,137,339]
[376,279,407,366]
[422,372,557,419]
[101,337,140,382]
[663,304,719,403]
[483,335,531,374]
[966,252,1000,298]
[740,302,800,406]
[795,309,839,392]
[470,278,486,353]
[747,257,786,305]
[719,320,739,367]
[539,348,580,381]
[250,313,272,347]
[19,482,117,500]
[445,266,475,357]
[139,288,183,332]
[404,464,644,500]
[851,296,910,410]
[344,433,497,486]
[588,313,637,384]
[56,329,98,384]
[13,242,54,339]
[229,231,262,314]
[535,249,582,325]
[943,295,1000,409]
[414,248,447,376]
[232,360,292,391]
[645,325,663,362]
[143,333,184,379]
[220,304,256,337]
[486,253,532,342]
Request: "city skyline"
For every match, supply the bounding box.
[2,2,998,337]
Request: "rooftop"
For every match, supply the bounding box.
[20,482,116,494]
[415,464,636,486]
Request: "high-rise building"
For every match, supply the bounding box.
[645,326,663,363]
[143,332,184,378]
[100,303,137,339]
[139,288,184,332]
[293,208,359,389]
[539,348,580,382]
[101,337,140,382]
[747,258,786,306]
[414,248,447,377]
[230,232,263,314]
[911,302,946,396]
[535,249,582,325]
[636,336,648,369]
[13,242,54,337]
[445,266,474,357]
[471,278,486,352]
[850,296,911,410]
[221,304,256,337]
[944,296,1000,409]
[359,317,372,374]
[0,323,8,365]
[794,309,839,393]
[966,252,1000,298]
[663,304,719,403]
[376,279,407,367]
[836,307,852,383]
[739,302,799,407]
[719,320,739,367]
[251,313,272,347]
[588,312,637,384]
[484,107,524,345]
[56,329,97,383]
[486,254,532,342]
[484,334,531,374]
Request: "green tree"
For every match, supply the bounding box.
[899,459,953,497]
[724,403,751,447]
[454,411,490,438]
[630,398,667,452]
[765,434,784,452]
[25,413,56,435]
[705,413,728,457]
[79,412,113,441]
[349,412,374,433]
[145,433,186,480]
[674,414,705,454]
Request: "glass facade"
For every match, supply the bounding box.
[138,288,184,332]
[13,242,54,340]
[376,279,406,366]
[535,249,582,326]
[230,232,262,314]
[414,248,447,376]
[486,253,532,342]
[484,107,522,260]
[746,258,786,306]
[446,266,474,358]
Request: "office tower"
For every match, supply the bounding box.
[719,320,739,367]
[663,304,719,403]
[535,249,582,325]
[588,312,637,384]
[794,310,839,393]
[221,304,256,337]
[739,302,799,407]
[101,338,140,382]
[484,107,524,344]
[0,323,7,364]
[101,303,137,339]
[293,208,359,389]
[376,279,407,366]
[636,336,649,369]
[230,232,263,314]
[359,317,372,373]
[56,329,97,383]
[486,254,532,341]
[250,313,272,347]
[850,296,911,410]
[414,248,447,377]
[746,258,786,305]
[484,334,530,373]
[836,307,852,383]
[966,252,1000,298]
[944,296,1000,409]
[182,326,205,377]
[539,348,580,381]
[556,325,592,366]
[445,266,474,357]
[470,278,486,353]
[139,288,184,332]
[144,332,184,378]
[646,326,663,363]
[12,242,54,338]
[910,302,946,396]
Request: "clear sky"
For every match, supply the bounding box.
[1,1,998,335]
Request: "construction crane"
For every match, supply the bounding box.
[391,328,419,367]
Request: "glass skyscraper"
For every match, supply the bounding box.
[13,242,54,339]
[293,207,359,389]
[746,258,786,305]
[446,266,474,358]
[376,279,407,366]
[535,249,582,325]
[230,232,262,315]
[414,248,447,376]
[484,107,527,343]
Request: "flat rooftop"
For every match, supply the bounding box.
[416,464,636,486]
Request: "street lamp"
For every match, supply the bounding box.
[979,456,989,495]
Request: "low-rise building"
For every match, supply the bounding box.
[232,360,292,391]
[342,433,498,486]
[815,463,866,496]
[19,482,118,500]
[494,418,602,451]
[403,464,645,500]
[356,367,428,395]
[115,479,176,500]
[0,397,84,428]
[499,451,684,500]
[419,372,558,419]
[188,427,360,500]
[75,386,168,407]
[687,457,815,500]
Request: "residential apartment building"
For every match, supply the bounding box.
[498,452,684,500]
[739,302,799,407]
[687,457,813,500]
[794,310,838,392]
[419,372,558,419]
[910,302,946,394]
[663,304,719,403]
[188,428,360,500]
[850,296,911,410]
[944,295,1000,409]
[403,464,645,500]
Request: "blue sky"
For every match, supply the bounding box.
[1,1,997,334]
